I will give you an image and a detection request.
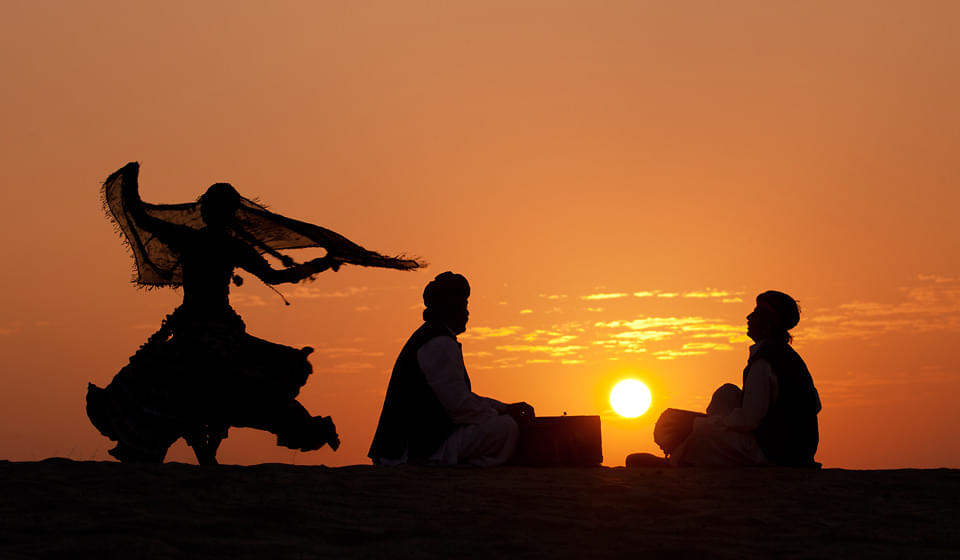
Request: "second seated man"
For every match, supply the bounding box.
[369,272,534,466]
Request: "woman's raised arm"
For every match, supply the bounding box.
[120,167,194,246]
[237,244,341,286]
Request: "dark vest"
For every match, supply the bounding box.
[368,322,467,463]
[744,342,821,467]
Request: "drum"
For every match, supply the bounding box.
[512,415,603,466]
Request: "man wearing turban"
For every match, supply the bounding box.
[639,291,822,467]
[369,272,535,466]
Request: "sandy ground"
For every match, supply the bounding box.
[1,459,957,559]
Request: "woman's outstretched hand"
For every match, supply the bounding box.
[305,255,342,275]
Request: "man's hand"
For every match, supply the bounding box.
[505,401,535,424]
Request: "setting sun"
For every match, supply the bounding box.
[610,379,652,418]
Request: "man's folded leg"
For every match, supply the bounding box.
[445,414,520,467]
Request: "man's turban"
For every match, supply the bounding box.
[423,271,470,310]
[757,290,800,331]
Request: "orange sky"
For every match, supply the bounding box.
[1,1,959,468]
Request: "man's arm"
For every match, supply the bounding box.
[721,359,776,432]
[418,337,499,424]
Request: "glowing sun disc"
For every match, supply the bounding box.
[610,379,652,418]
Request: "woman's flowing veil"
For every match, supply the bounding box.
[103,162,424,287]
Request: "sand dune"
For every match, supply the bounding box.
[1,459,957,559]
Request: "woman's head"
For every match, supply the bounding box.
[199,183,241,228]
[747,290,800,343]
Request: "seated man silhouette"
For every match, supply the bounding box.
[630,290,822,468]
[369,272,534,466]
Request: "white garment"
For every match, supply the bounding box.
[379,330,519,466]
[723,345,778,432]
[428,415,519,467]
[417,336,507,423]
[671,344,776,467]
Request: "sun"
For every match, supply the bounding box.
[610,379,652,418]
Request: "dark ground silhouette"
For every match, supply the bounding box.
[2,459,957,559]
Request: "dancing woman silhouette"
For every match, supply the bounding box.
[87,162,423,464]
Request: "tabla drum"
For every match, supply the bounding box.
[653,408,706,456]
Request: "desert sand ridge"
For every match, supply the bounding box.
[2,459,957,559]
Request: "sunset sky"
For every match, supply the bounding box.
[1,1,958,468]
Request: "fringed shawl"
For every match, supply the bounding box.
[103,162,424,287]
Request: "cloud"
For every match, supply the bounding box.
[520,323,576,344]
[331,362,374,370]
[624,289,743,302]
[458,312,747,368]
[682,342,733,351]
[286,285,369,299]
[449,276,960,371]
[578,287,742,305]
[595,317,708,330]
[496,344,585,357]
[547,335,578,345]
[520,326,586,343]
[807,315,847,324]
[681,323,748,343]
[230,293,268,307]
[917,274,958,284]
[591,338,649,353]
[799,276,960,341]
[683,290,732,299]
[0,327,19,336]
[653,349,708,360]
[444,279,942,370]
[581,293,629,300]
[312,347,364,354]
[522,329,551,342]
[311,347,384,359]
[488,356,524,369]
[814,367,955,407]
[463,326,522,339]
[611,330,675,342]
[590,316,746,355]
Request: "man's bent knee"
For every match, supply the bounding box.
[706,383,742,417]
[489,414,520,446]
[460,414,519,466]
